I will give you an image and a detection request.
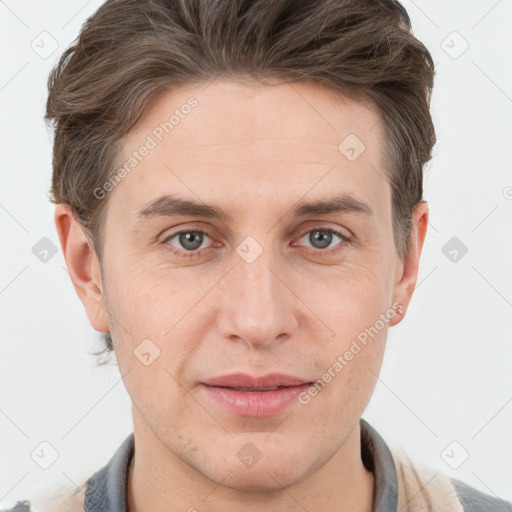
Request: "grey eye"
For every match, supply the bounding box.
[168,231,210,251]
[299,229,343,250]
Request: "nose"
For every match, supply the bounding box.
[217,253,299,349]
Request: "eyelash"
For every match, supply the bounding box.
[161,226,350,259]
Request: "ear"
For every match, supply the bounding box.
[389,201,429,326]
[54,204,110,333]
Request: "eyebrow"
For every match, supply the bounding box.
[136,192,373,222]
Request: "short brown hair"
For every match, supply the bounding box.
[45,0,436,357]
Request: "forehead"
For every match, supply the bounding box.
[111,79,389,221]
[122,79,383,154]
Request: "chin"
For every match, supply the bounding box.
[220,466,301,493]
[199,444,314,493]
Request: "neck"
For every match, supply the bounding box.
[126,419,374,512]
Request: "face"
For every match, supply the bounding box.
[57,79,427,492]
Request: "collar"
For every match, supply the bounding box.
[83,418,398,512]
[360,418,399,511]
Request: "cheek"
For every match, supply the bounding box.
[104,256,203,338]
[301,258,394,340]
[102,259,228,402]
[293,260,392,407]
[299,321,386,435]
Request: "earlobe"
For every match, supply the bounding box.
[389,201,429,327]
[54,204,110,333]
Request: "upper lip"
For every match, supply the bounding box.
[201,373,312,389]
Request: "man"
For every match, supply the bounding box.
[4,0,511,511]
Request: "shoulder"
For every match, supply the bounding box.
[1,497,85,512]
[1,484,86,512]
[1,501,32,512]
[1,433,134,512]
[451,477,512,512]
[387,440,512,512]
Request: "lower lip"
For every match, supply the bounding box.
[199,383,311,417]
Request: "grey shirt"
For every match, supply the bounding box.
[4,419,511,512]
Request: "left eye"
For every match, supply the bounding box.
[297,228,345,250]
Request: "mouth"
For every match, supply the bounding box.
[216,386,292,392]
[199,373,314,417]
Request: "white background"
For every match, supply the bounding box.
[1,0,511,508]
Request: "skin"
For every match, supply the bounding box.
[55,80,428,512]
